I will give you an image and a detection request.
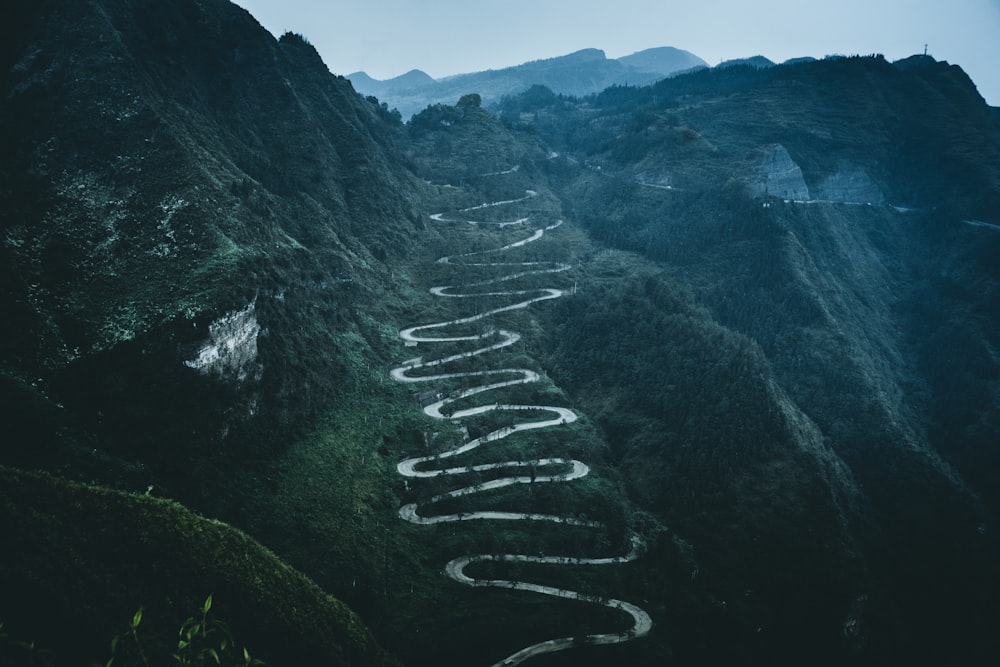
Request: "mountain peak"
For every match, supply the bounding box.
[348,69,434,86]
[617,46,708,74]
[392,69,435,85]
[563,47,608,60]
[347,71,376,84]
[716,55,776,69]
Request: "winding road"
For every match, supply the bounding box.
[390,183,651,665]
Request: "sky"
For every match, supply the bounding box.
[233,0,1000,106]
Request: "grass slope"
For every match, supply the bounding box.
[0,465,400,667]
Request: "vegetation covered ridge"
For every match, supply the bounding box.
[0,465,400,667]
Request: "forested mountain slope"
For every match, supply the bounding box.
[0,466,400,667]
[493,54,1000,665]
[1,0,425,663]
[2,1,999,665]
[1,0,424,496]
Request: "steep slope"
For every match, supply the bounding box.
[498,54,1000,664]
[0,0,424,662]
[399,101,867,666]
[1,4,672,666]
[0,466,399,667]
[378,98,655,666]
[5,2,1000,665]
[1,0,423,496]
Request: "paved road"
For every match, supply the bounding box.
[390,186,651,665]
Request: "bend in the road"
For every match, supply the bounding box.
[390,187,651,665]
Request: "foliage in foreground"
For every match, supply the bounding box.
[2,595,266,667]
[0,466,401,667]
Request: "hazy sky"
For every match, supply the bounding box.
[233,0,1000,106]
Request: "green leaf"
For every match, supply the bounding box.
[207,648,221,664]
[203,594,213,614]
[132,608,143,629]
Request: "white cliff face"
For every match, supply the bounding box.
[748,144,810,200]
[184,301,260,382]
[815,168,884,204]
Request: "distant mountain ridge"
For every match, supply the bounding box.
[349,46,707,118]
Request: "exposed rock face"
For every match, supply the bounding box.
[816,167,884,203]
[184,301,260,382]
[747,144,810,200]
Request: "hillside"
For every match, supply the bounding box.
[496,53,1000,664]
[0,466,399,667]
[3,1,1000,666]
[1,0,427,496]
[1,0,423,662]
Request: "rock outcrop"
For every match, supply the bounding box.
[184,301,261,382]
[816,167,885,203]
[747,144,810,200]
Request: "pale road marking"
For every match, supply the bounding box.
[390,188,651,665]
[447,535,653,666]
[482,164,521,177]
[964,219,1000,232]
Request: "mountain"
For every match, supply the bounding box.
[3,1,1000,666]
[348,68,437,96]
[495,52,1000,665]
[618,46,709,76]
[1,0,425,663]
[1,0,427,476]
[349,46,708,118]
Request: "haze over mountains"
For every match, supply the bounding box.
[349,46,708,118]
[2,1,999,666]
[347,47,907,121]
